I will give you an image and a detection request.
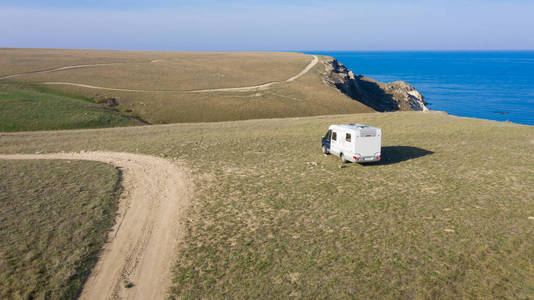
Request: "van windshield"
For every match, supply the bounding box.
[324,130,332,140]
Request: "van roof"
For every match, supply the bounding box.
[331,124,380,130]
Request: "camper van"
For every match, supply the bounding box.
[322,124,382,163]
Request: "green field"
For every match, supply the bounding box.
[1,111,533,298]
[0,83,141,132]
[0,159,121,299]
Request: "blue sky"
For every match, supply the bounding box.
[1,0,533,51]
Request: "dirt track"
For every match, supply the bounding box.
[0,63,119,80]
[1,55,319,93]
[0,151,191,299]
[286,55,318,82]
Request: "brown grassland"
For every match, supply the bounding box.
[7,51,310,90]
[0,159,121,299]
[0,48,372,126]
[1,111,533,298]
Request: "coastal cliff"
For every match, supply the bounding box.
[322,57,428,112]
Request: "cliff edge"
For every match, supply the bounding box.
[322,57,428,112]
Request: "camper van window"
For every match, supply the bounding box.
[325,130,332,140]
[345,133,351,142]
[332,132,337,141]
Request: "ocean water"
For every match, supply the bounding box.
[306,51,534,125]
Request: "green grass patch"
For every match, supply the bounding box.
[0,159,121,299]
[0,82,141,132]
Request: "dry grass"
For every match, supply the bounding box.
[17,52,311,91]
[43,69,373,124]
[1,111,533,298]
[1,49,373,125]
[0,159,121,299]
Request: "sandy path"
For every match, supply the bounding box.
[41,82,160,93]
[190,55,319,92]
[0,151,191,300]
[4,55,319,93]
[286,55,319,82]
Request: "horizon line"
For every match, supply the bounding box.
[2,46,534,53]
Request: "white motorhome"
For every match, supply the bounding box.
[321,124,382,163]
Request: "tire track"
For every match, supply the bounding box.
[0,63,120,80]
[0,151,191,299]
[1,55,319,93]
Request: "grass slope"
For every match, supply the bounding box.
[1,48,373,125]
[1,112,533,298]
[0,83,141,132]
[0,159,121,299]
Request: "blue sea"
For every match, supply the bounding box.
[306,51,534,125]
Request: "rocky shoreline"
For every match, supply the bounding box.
[321,57,428,112]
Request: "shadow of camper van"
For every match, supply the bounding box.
[321,124,434,165]
[367,146,434,166]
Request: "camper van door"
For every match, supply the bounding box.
[330,129,340,155]
[341,131,354,157]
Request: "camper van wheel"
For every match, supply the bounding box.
[322,146,329,155]
[340,153,347,163]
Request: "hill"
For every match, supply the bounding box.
[1,111,533,298]
[1,48,424,129]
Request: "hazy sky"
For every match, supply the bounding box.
[1,0,533,51]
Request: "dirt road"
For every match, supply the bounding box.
[190,54,319,92]
[1,55,319,93]
[0,63,119,80]
[0,151,191,299]
[286,55,319,82]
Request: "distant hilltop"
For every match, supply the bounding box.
[0,48,427,130]
[322,57,428,112]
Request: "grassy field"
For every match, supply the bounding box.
[1,111,533,298]
[0,48,146,77]
[0,49,310,88]
[0,159,121,299]
[0,82,141,132]
[1,49,373,125]
[15,52,312,91]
